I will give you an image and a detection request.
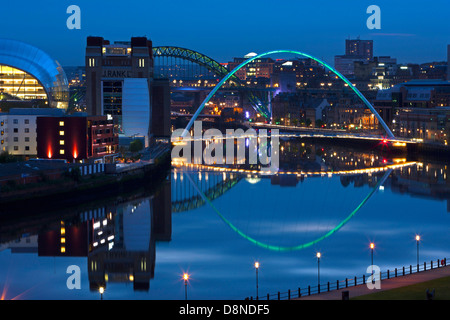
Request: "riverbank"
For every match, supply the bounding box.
[0,146,171,210]
[297,264,450,300]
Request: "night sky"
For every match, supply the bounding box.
[1,0,449,66]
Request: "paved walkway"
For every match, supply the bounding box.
[296,265,450,300]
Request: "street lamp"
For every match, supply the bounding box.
[99,286,104,300]
[369,242,375,283]
[369,242,375,266]
[316,252,321,289]
[416,235,421,266]
[183,273,189,300]
[254,262,260,300]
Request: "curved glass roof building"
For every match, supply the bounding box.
[0,39,69,110]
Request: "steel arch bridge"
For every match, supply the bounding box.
[153,46,238,83]
[152,46,271,117]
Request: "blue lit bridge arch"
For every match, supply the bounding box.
[182,50,395,139]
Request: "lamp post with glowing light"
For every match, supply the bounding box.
[369,242,375,283]
[183,273,189,300]
[316,252,321,289]
[416,235,420,266]
[254,262,260,299]
[99,286,104,300]
[370,243,375,266]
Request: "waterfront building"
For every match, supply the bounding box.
[0,108,65,156]
[0,39,69,111]
[36,113,118,162]
[375,80,450,142]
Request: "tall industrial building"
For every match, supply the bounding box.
[85,36,154,146]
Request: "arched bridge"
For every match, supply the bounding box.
[171,169,241,213]
[181,49,395,140]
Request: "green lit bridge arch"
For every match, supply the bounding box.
[181,49,395,139]
[152,46,270,118]
[184,168,393,252]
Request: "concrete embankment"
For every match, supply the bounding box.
[0,148,171,209]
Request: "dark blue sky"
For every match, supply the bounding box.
[1,0,449,66]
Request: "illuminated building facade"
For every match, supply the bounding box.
[227,53,274,81]
[0,39,69,110]
[36,114,118,162]
[0,108,65,155]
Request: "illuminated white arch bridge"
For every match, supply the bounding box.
[180,49,397,140]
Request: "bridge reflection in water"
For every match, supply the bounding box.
[1,140,450,299]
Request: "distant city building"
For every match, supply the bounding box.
[335,38,374,77]
[227,53,274,82]
[447,44,450,81]
[271,93,329,127]
[36,113,118,162]
[345,39,373,60]
[375,80,450,142]
[0,39,69,111]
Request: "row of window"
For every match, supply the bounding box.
[1,127,33,134]
[3,145,32,151]
[1,119,33,125]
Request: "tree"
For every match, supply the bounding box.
[315,119,324,128]
[129,139,144,153]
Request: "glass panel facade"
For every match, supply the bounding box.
[102,80,123,133]
[0,65,47,100]
[0,39,69,109]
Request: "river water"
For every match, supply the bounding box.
[0,139,449,300]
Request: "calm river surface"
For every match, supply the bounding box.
[0,139,449,300]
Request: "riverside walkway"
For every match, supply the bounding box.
[297,264,450,300]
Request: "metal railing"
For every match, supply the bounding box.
[247,258,448,300]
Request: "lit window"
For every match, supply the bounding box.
[59,131,64,136]
[59,140,65,145]
[59,121,64,126]
[60,149,65,155]
[61,238,66,244]
[60,247,66,253]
